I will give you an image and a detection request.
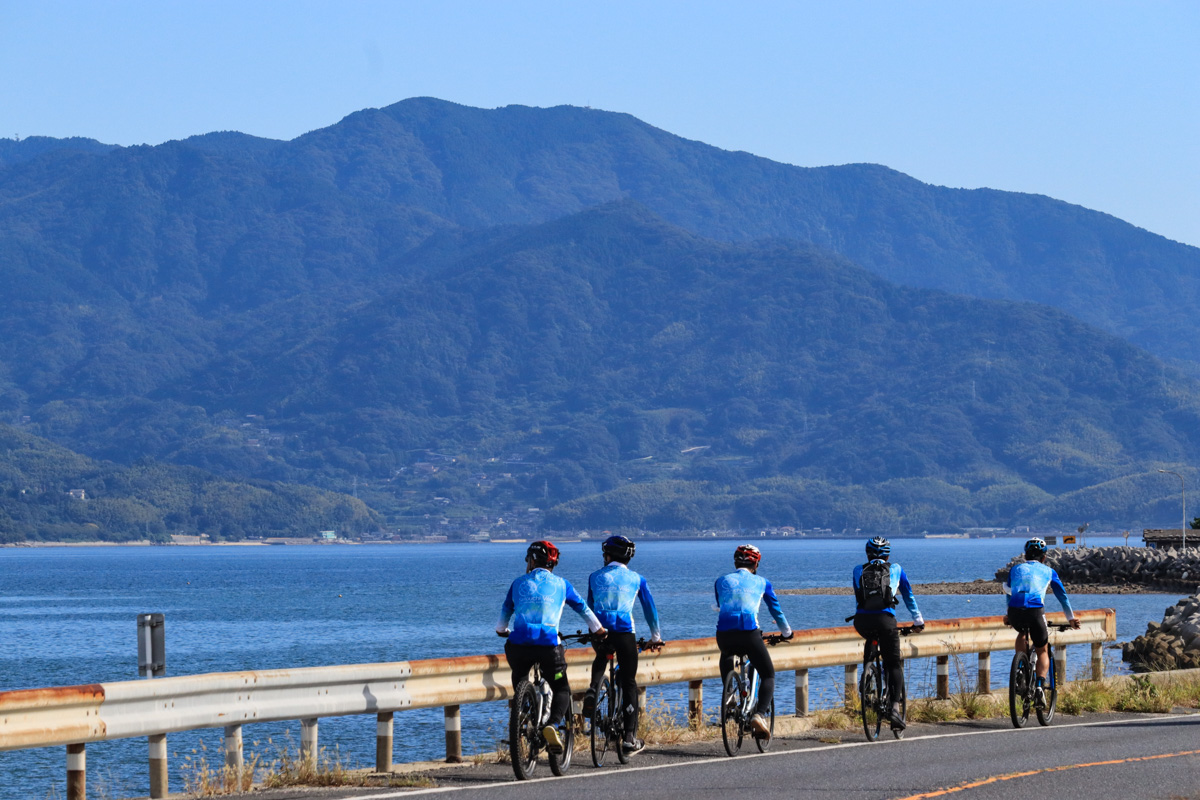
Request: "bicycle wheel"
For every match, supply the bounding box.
[1008,652,1031,728]
[548,712,574,776]
[1037,648,1058,726]
[754,694,775,752]
[860,661,883,741]
[509,679,540,780]
[720,670,744,756]
[614,683,630,765]
[590,676,613,767]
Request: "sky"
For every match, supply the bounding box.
[2,1,1197,247]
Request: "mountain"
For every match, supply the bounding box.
[2,100,1199,534]
[0,423,378,543]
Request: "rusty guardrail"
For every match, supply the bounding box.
[0,609,1114,799]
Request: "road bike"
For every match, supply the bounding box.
[850,616,918,742]
[504,632,589,780]
[720,633,786,757]
[1008,620,1071,728]
[576,633,664,767]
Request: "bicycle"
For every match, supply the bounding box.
[719,633,786,757]
[1008,621,1070,728]
[504,632,589,780]
[848,615,918,742]
[576,632,664,767]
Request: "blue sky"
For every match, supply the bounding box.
[2,1,1197,246]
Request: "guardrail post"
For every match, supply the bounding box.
[638,686,647,714]
[844,664,857,708]
[376,712,394,772]
[936,655,949,699]
[301,718,319,764]
[444,705,462,763]
[1091,642,1103,680]
[688,680,703,727]
[1055,646,1067,686]
[977,652,991,694]
[794,668,809,716]
[224,724,243,773]
[66,743,85,800]
[149,734,168,798]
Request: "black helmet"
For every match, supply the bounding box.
[1024,537,1047,559]
[602,534,636,563]
[526,540,560,569]
[866,537,891,559]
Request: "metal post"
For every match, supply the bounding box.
[148,734,168,799]
[688,680,703,727]
[301,718,319,764]
[977,652,991,694]
[66,743,86,800]
[936,655,949,699]
[844,664,857,708]
[637,686,647,712]
[794,668,809,716]
[376,712,394,772]
[1091,642,1104,681]
[1055,646,1067,687]
[444,705,462,763]
[224,724,243,772]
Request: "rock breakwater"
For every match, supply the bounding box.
[1122,595,1200,670]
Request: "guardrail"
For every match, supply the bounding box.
[0,609,1114,799]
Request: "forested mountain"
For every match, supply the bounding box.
[0,423,377,543]
[1,99,1198,536]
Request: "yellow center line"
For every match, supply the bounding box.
[891,748,1200,800]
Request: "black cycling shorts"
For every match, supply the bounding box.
[1008,606,1049,648]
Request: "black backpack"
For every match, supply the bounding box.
[858,559,895,611]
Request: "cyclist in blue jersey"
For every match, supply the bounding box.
[715,544,793,740]
[852,537,925,730]
[496,540,607,753]
[1004,537,1080,707]
[582,534,663,756]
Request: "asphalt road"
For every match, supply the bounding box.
[235,712,1200,800]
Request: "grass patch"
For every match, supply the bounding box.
[639,697,719,744]
[809,707,856,730]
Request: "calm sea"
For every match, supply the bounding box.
[0,537,1171,798]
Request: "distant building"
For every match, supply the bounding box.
[320,530,338,540]
[67,489,86,501]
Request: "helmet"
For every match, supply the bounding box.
[866,537,891,559]
[1024,537,1047,559]
[734,544,762,569]
[602,534,636,563]
[526,540,560,569]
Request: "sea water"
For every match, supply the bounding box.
[0,537,1172,798]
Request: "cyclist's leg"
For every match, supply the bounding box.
[504,641,537,692]
[1029,611,1051,680]
[715,630,740,685]
[611,632,640,732]
[741,632,775,717]
[534,644,571,726]
[852,615,878,662]
[874,615,903,696]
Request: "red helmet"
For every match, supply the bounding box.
[527,540,560,569]
[734,544,762,568]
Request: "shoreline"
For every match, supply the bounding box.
[782,579,1178,596]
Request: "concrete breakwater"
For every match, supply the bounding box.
[995,545,1200,595]
[1122,596,1200,670]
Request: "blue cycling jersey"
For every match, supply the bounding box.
[714,568,791,635]
[852,561,924,625]
[587,562,662,640]
[497,568,602,646]
[1004,560,1075,619]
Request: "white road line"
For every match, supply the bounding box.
[353,713,1198,798]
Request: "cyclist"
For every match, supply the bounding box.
[851,537,925,731]
[1003,537,1080,708]
[582,534,663,756]
[715,544,793,740]
[496,540,607,753]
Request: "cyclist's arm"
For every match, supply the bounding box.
[762,579,793,637]
[496,582,516,635]
[565,580,605,633]
[896,568,925,626]
[1002,568,1013,613]
[637,575,663,642]
[1049,570,1076,620]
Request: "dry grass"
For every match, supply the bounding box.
[809,707,856,730]
[180,740,259,796]
[639,697,719,744]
